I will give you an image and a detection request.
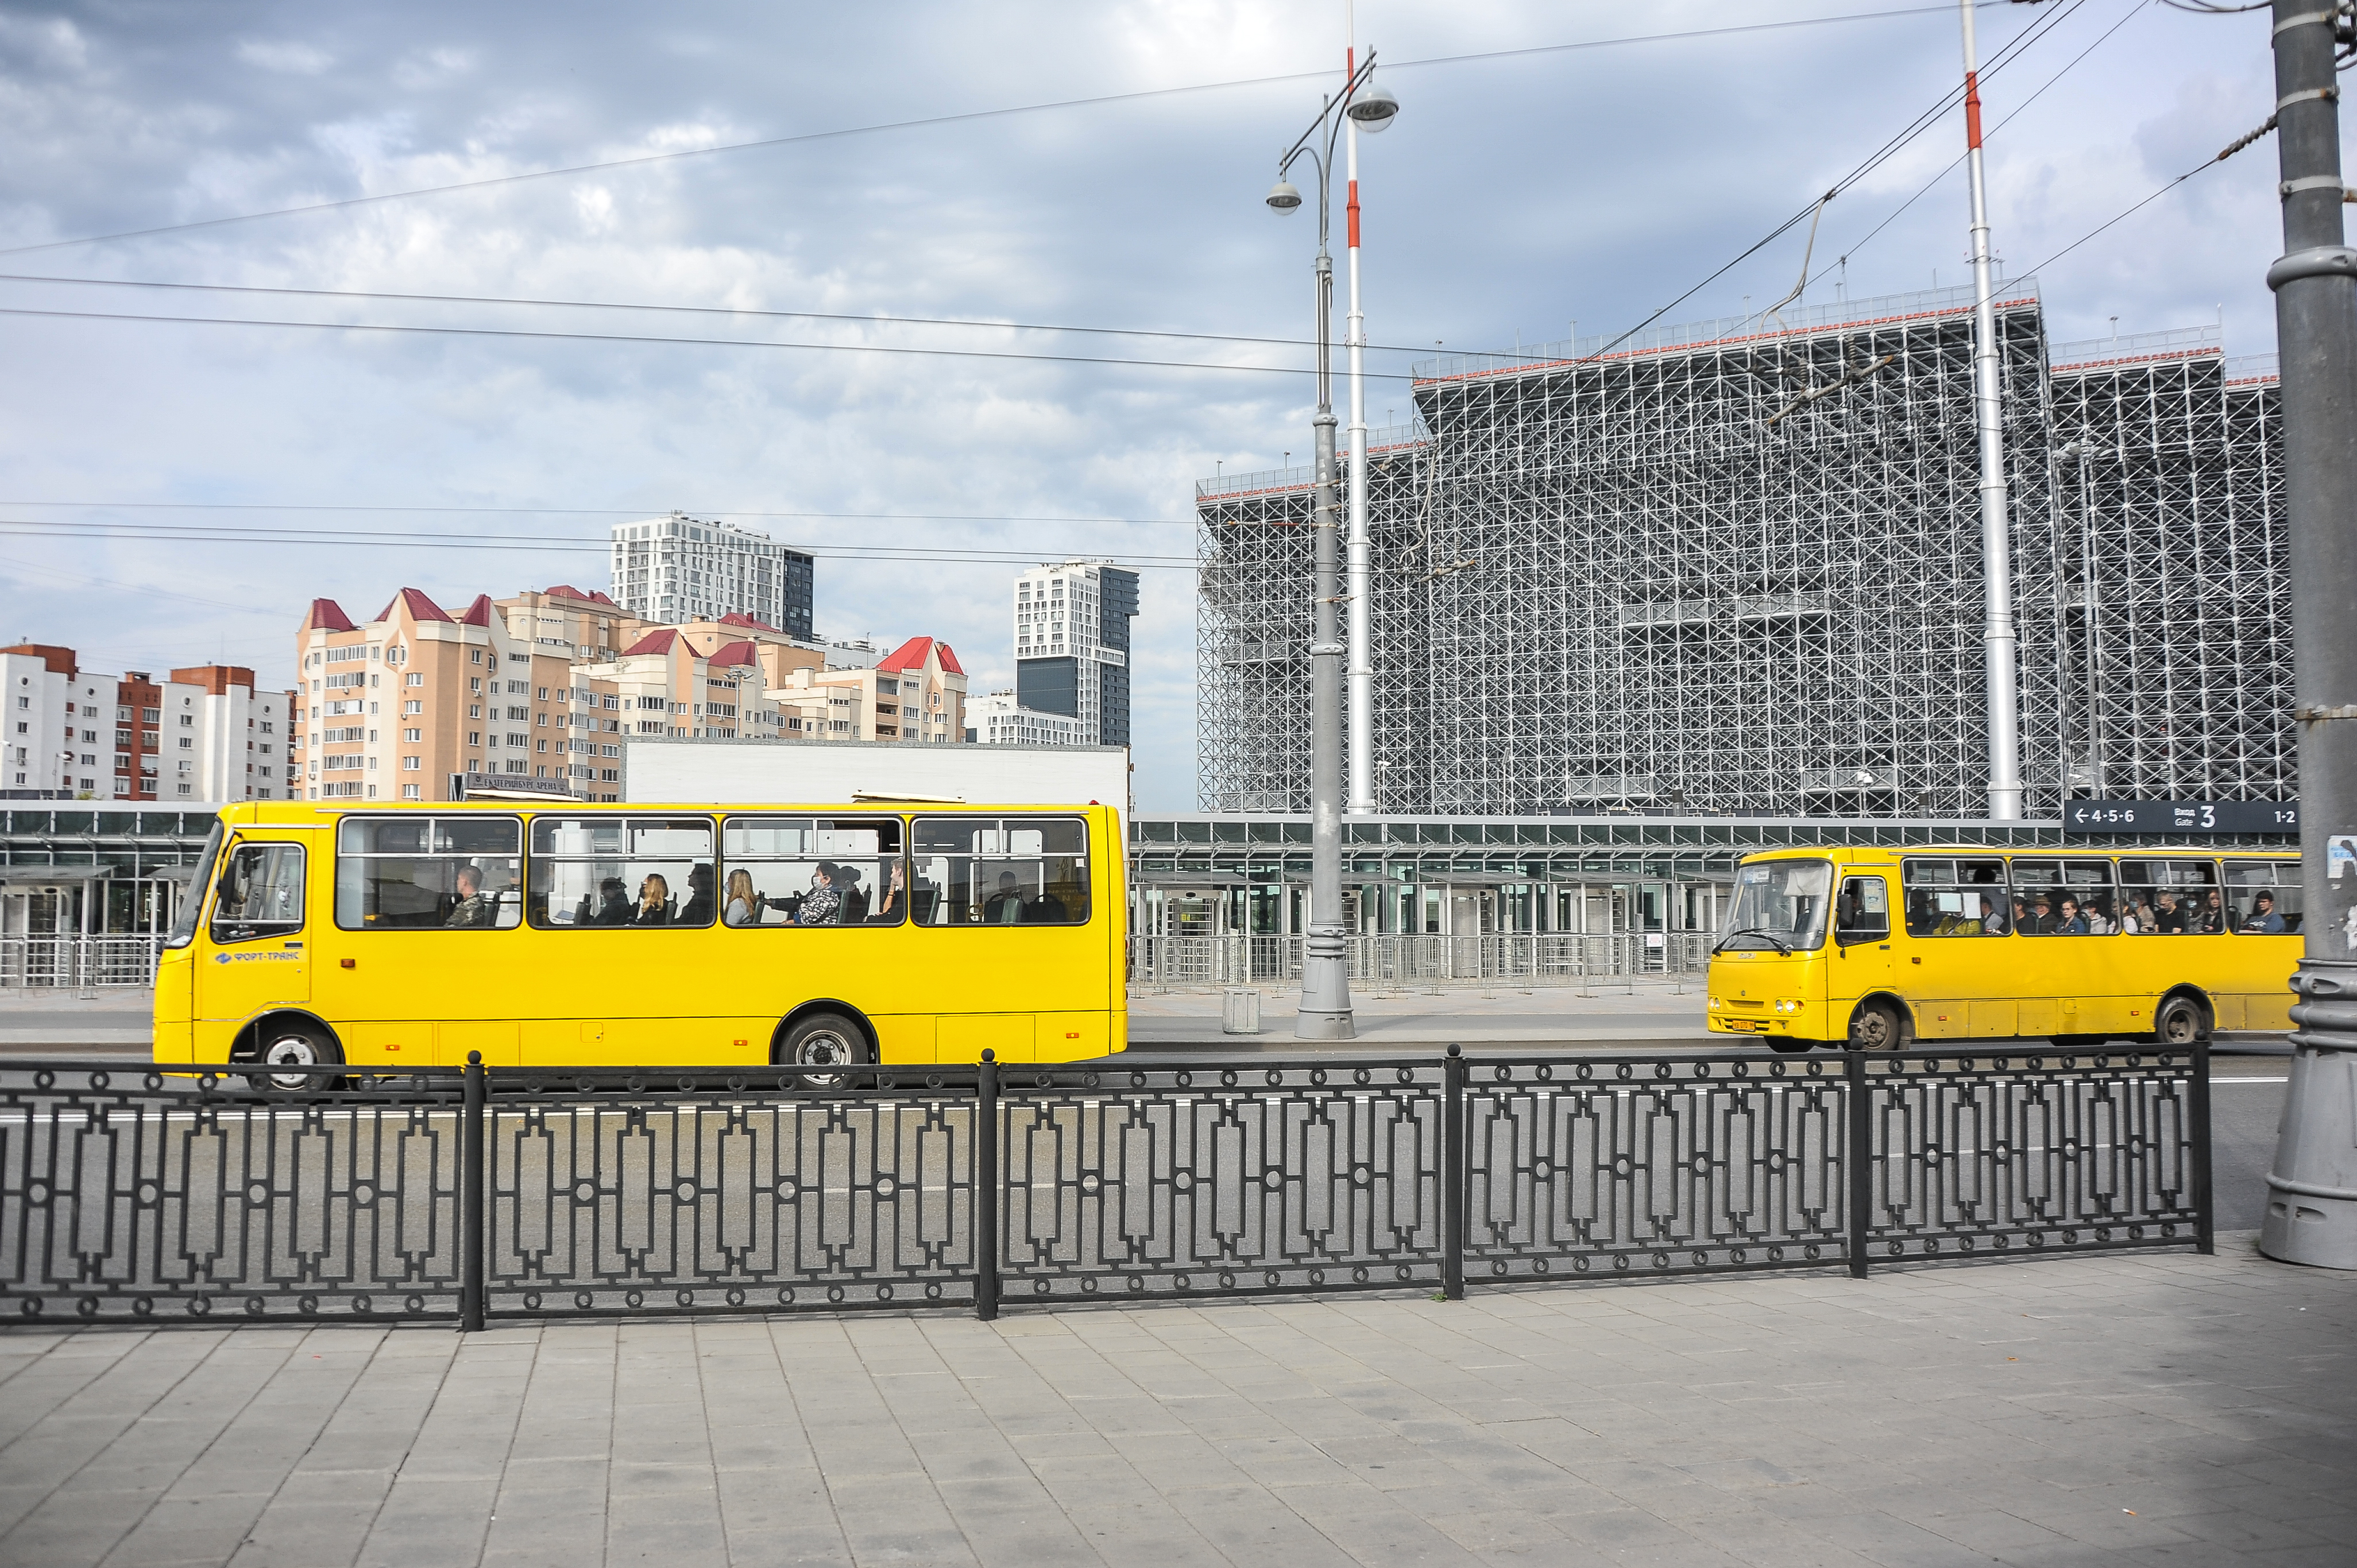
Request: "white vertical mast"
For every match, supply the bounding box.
[1343,13,1375,816]
[1962,0,2023,819]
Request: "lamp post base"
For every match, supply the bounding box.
[2261,963,2357,1269]
[1295,926,1355,1041]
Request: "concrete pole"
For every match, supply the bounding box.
[1345,104,1375,816]
[1300,233,1355,1040]
[2261,0,2357,1269]
[1960,0,2023,820]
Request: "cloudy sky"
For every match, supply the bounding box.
[0,0,2335,808]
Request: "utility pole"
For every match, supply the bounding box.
[2261,0,2357,1271]
[1303,240,1354,1040]
[1960,0,2023,820]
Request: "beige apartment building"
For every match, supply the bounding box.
[770,637,966,744]
[293,587,966,804]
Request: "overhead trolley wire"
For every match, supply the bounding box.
[0,500,1197,526]
[1802,0,2150,291]
[1579,0,2089,360]
[0,272,1444,360]
[0,517,1203,570]
[0,304,1424,381]
[0,4,2003,260]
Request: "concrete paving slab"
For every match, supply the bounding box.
[0,1237,2350,1566]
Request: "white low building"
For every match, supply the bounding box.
[966,690,1083,747]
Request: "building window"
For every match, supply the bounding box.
[402,757,421,771]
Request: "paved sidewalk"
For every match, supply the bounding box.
[2,1237,2350,1567]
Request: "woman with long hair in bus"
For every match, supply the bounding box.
[723,868,764,926]
[635,872,671,926]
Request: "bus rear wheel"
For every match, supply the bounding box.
[1846,1000,1904,1052]
[775,1012,872,1083]
[2154,994,2209,1049]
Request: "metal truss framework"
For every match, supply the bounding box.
[1197,287,2290,819]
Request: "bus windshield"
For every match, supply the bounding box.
[161,821,224,951]
[1719,860,1833,953]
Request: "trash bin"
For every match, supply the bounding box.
[1222,988,1262,1035]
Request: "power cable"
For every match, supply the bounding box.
[0,500,1197,526]
[1804,0,2149,291]
[0,518,1203,570]
[2009,104,2283,285]
[0,272,1444,360]
[1579,0,2087,360]
[0,4,1999,260]
[0,304,1421,381]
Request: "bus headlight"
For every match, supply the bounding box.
[1774,999,1800,1015]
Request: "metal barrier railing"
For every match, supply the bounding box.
[1127,933,1716,990]
[0,937,163,989]
[0,1046,2209,1327]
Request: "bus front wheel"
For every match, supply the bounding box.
[251,1021,344,1093]
[1846,1000,1904,1052]
[776,1012,872,1074]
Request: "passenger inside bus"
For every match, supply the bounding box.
[444,865,497,928]
[678,864,716,926]
[723,869,764,927]
[2241,891,2286,933]
[796,863,841,926]
[635,873,671,926]
[870,861,906,924]
[829,863,867,924]
[983,872,1025,924]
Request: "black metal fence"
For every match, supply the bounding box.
[0,1046,2211,1329]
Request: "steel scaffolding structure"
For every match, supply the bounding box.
[1196,286,2290,818]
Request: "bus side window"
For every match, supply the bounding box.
[2119,858,2223,935]
[1834,876,1888,943]
[1901,858,2007,937]
[913,815,1091,926]
[335,815,522,931]
[211,842,306,943]
[2225,860,2302,934]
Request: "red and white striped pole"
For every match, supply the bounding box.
[1961,0,2023,820]
[1344,29,1375,818]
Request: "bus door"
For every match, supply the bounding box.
[196,832,315,1038]
[321,814,527,1066]
[1830,869,1897,1017]
[2007,857,2126,1039]
[1898,857,2011,1039]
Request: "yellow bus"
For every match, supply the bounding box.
[1707,843,2301,1052]
[154,800,1126,1076]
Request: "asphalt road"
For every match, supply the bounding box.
[2211,1069,2286,1230]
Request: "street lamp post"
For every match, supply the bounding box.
[1267,50,1396,1042]
[2260,0,2357,1271]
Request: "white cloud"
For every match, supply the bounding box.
[237,40,334,75]
[1,1,2346,809]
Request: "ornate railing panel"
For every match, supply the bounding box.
[0,1064,465,1324]
[994,1060,1444,1304]
[1859,1051,2206,1263]
[484,1066,980,1319]
[1464,1055,1851,1280]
